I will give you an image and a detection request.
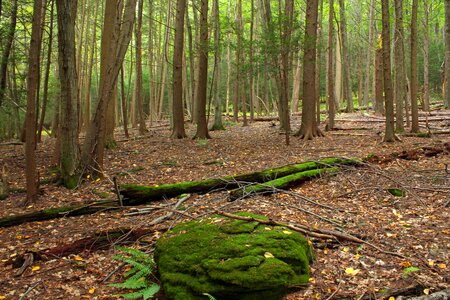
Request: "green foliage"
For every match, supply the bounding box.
[202,293,217,300]
[402,266,420,278]
[387,188,406,197]
[197,139,208,147]
[110,246,160,300]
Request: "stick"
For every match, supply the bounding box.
[113,176,123,207]
[18,281,41,300]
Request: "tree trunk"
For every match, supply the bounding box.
[120,67,129,138]
[423,0,430,112]
[410,0,419,132]
[56,0,80,188]
[38,0,54,142]
[363,0,375,106]
[444,0,450,108]
[171,0,188,138]
[315,0,323,124]
[193,0,211,139]
[135,0,147,135]
[381,0,396,142]
[0,0,17,107]
[327,0,335,130]
[339,0,352,112]
[294,0,323,139]
[236,0,247,127]
[210,0,224,131]
[394,0,406,132]
[80,0,137,174]
[24,0,44,204]
[375,47,384,115]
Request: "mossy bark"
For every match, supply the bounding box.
[229,167,339,201]
[120,158,359,205]
[0,200,117,228]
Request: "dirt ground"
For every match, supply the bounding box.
[0,111,449,300]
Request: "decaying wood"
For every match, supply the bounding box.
[120,158,360,204]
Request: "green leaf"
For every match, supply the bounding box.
[203,293,217,300]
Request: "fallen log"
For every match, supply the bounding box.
[0,158,359,228]
[120,157,360,205]
[228,167,338,201]
[0,200,118,228]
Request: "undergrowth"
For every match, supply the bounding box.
[110,246,160,300]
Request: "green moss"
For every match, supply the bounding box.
[155,213,313,300]
[63,175,78,190]
[387,188,406,197]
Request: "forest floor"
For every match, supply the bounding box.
[0,110,449,300]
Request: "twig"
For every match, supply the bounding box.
[325,276,343,300]
[102,262,126,283]
[113,176,123,207]
[18,281,41,300]
[148,194,191,225]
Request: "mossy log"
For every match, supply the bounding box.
[0,200,118,228]
[228,167,339,201]
[120,158,359,205]
[0,158,359,228]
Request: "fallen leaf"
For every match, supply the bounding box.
[424,288,430,295]
[282,230,292,235]
[386,233,397,237]
[264,252,274,258]
[89,288,95,294]
[74,255,83,261]
[428,261,434,266]
[345,267,360,276]
[438,263,446,269]
[31,266,41,271]
[400,261,412,268]
[343,247,350,252]
[388,297,395,300]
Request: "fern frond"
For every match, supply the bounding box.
[142,284,160,300]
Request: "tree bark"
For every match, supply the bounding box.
[375,47,384,115]
[381,0,397,142]
[80,0,137,174]
[339,0,352,112]
[294,0,323,139]
[56,0,80,188]
[0,0,17,107]
[394,0,406,132]
[444,0,450,108]
[171,0,188,138]
[423,0,430,112]
[410,0,419,132]
[363,0,375,106]
[327,0,335,130]
[135,0,147,135]
[24,0,44,204]
[193,0,211,139]
[210,0,224,131]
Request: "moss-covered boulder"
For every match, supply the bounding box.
[154,213,314,300]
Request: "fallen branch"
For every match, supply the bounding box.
[228,167,339,201]
[120,158,360,205]
[217,211,406,258]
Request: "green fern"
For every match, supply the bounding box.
[110,246,160,300]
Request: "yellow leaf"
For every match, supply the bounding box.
[89,288,95,294]
[386,233,397,237]
[282,230,292,235]
[400,261,412,268]
[343,247,350,252]
[16,235,22,240]
[388,297,395,300]
[264,227,271,231]
[424,288,430,295]
[354,254,361,260]
[31,266,41,271]
[0,296,6,299]
[74,255,84,261]
[428,261,434,266]
[264,252,274,258]
[345,267,360,276]
[323,248,329,254]
[438,263,446,269]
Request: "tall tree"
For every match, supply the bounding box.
[363,0,375,106]
[80,0,137,173]
[56,0,79,188]
[394,0,406,132]
[339,0,352,112]
[423,0,430,111]
[327,0,335,130]
[135,0,147,135]
[444,0,450,108]
[294,0,322,139]
[410,0,419,131]
[24,0,44,204]
[193,0,210,139]
[171,0,188,138]
[210,0,224,131]
[381,0,396,142]
[0,0,17,107]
